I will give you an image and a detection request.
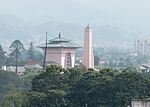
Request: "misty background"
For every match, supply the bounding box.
[0,0,150,48]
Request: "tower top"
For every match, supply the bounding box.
[86,24,91,29]
[59,32,61,38]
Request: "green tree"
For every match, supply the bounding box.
[9,40,24,73]
[69,70,102,107]
[5,56,27,67]
[26,64,70,106]
[0,45,5,68]
[1,93,25,107]
[17,65,150,107]
[32,64,69,93]
[89,76,114,107]
[5,56,16,66]
[47,90,67,107]
[36,52,44,61]
[27,41,36,61]
[145,77,150,98]
[0,70,29,101]
[94,56,100,66]
[126,65,140,72]
[23,92,47,107]
[112,71,146,107]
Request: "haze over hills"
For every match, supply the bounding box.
[1,0,150,32]
[0,15,146,48]
[1,0,150,49]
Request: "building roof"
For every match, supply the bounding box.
[39,34,81,48]
[6,66,25,72]
[50,36,70,42]
[133,99,150,101]
[24,64,43,69]
[141,64,150,68]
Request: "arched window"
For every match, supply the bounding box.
[66,53,71,68]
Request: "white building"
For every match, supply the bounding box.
[6,66,25,75]
[139,64,150,72]
[132,99,150,107]
[135,40,150,55]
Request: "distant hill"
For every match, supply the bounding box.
[0,15,143,48]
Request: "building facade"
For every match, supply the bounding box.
[135,40,150,55]
[82,25,94,69]
[39,34,81,68]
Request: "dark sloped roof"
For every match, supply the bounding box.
[39,36,81,48]
[49,37,70,42]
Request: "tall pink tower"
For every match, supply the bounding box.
[82,25,94,69]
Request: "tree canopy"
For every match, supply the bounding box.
[1,65,150,107]
[9,40,24,58]
[0,45,5,69]
[0,70,30,101]
[27,41,36,61]
[9,40,25,73]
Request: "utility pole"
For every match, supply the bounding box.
[43,32,48,70]
[15,45,18,73]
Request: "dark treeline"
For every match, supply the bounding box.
[1,64,150,107]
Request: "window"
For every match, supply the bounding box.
[66,53,71,68]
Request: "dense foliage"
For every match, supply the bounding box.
[27,41,36,61]
[0,70,31,101]
[1,65,150,107]
[2,40,44,68]
[0,45,5,68]
[9,40,25,58]
[9,40,25,73]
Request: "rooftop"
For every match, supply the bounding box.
[39,33,81,48]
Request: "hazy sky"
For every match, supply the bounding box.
[0,0,150,32]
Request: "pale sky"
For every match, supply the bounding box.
[0,0,150,32]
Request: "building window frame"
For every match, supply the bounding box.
[66,52,71,68]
